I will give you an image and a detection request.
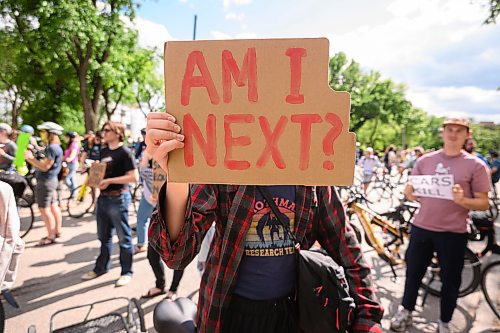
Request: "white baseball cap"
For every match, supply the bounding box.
[37,121,64,135]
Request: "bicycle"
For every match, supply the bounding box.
[6,169,36,239]
[420,195,499,300]
[27,297,145,333]
[345,190,481,299]
[481,259,500,319]
[131,182,143,215]
[345,191,418,278]
[66,161,96,218]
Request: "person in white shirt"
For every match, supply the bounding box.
[357,147,381,194]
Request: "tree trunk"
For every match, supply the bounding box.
[79,72,98,132]
[369,118,379,146]
[11,106,18,129]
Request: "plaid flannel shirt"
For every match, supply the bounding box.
[149,184,383,333]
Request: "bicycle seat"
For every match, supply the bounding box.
[153,297,197,333]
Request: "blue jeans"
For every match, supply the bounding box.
[136,195,156,246]
[65,161,78,193]
[94,192,133,276]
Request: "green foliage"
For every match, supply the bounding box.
[470,124,500,155]
[328,53,413,134]
[329,52,456,151]
[0,0,162,132]
[482,0,499,24]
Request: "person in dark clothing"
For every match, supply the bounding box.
[145,112,383,333]
[81,121,138,287]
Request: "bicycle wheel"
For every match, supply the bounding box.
[481,260,500,319]
[17,197,34,239]
[421,247,481,298]
[127,298,146,332]
[67,185,94,218]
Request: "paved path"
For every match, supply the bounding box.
[5,195,500,332]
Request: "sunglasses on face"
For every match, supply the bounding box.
[102,128,112,133]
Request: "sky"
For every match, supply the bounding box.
[132,0,500,123]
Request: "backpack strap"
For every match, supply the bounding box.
[257,186,299,247]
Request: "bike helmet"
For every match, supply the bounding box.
[66,131,77,139]
[37,121,63,135]
[20,124,35,135]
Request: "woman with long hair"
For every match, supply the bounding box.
[63,131,81,194]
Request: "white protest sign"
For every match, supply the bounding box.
[409,174,454,200]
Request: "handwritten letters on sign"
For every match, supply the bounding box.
[164,38,356,185]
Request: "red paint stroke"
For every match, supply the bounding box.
[291,114,322,170]
[285,48,307,104]
[256,116,287,169]
[224,114,255,170]
[222,48,258,103]
[181,51,220,106]
[322,113,343,170]
[183,113,217,167]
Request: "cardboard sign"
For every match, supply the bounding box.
[409,175,454,200]
[152,161,167,200]
[14,132,31,171]
[86,163,107,188]
[164,38,356,185]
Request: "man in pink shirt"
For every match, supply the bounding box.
[390,118,490,333]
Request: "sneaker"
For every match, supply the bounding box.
[437,320,450,333]
[390,307,412,332]
[81,271,98,281]
[115,275,132,287]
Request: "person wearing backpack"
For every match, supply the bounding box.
[145,112,383,333]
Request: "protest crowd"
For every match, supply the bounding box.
[0,112,498,333]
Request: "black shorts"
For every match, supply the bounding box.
[35,178,58,208]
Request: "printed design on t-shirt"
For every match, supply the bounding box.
[435,162,450,175]
[244,197,295,257]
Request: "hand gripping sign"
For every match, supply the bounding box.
[165,38,356,185]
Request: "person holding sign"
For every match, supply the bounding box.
[81,121,138,288]
[390,118,490,333]
[145,112,383,333]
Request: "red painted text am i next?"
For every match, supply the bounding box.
[180,47,307,106]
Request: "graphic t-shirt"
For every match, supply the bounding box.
[233,185,297,300]
[412,150,491,233]
[83,141,102,161]
[100,145,136,192]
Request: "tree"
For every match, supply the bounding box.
[0,0,141,131]
[328,53,413,133]
[482,0,499,24]
[0,31,32,128]
[102,47,164,120]
[329,52,415,145]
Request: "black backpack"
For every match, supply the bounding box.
[257,186,356,333]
